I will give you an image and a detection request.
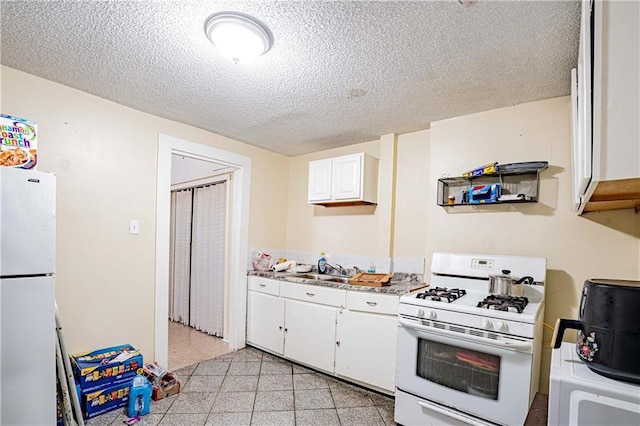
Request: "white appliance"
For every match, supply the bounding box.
[548,342,640,426]
[395,252,546,426]
[0,167,56,425]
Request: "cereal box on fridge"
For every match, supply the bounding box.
[0,113,37,169]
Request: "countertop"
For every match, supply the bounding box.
[248,270,427,295]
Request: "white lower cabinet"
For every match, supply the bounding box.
[283,299,337,374]
[246,290,284,355]
[335,310,398,392]
[335,291,399,393]
[246,276,398,394]
[247,278,342,370]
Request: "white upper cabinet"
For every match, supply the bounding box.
[308,159,333,202]
[308,153,379,206]
[332,154,362,200]
[573,0,640,214]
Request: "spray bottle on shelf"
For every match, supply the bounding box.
[318,252,327,274]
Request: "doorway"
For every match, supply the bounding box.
[155,134,252,369]
[167,155,232,369]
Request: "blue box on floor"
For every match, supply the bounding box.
[80,377,133,419]
[71,344,143,392]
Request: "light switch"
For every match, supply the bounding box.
[129,219,139,235]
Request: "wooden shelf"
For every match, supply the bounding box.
[583,177,640,213]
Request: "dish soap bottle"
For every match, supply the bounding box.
[368,261,376,273]
[318,252,327,274]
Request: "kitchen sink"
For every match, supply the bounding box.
[323,277,352,284]
[289,273,352,284]
[290,273,331,280]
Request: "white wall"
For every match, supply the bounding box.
[393,130,430,257]
[286,139,389,257]
[1,66,290,360]
[287,96,640,393]
[408,97,640,392]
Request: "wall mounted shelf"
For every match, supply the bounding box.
[437,167,547,207]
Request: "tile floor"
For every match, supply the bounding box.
[168,321,233,371]
[85,346,396,426]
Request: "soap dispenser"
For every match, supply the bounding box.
[318,252,327,274]
[368,261,376,273]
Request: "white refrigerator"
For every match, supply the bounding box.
[0,167,56,425]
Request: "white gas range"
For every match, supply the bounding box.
[395,252,547,426]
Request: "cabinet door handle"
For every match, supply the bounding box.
[336,341,341,347]
[259,284,266,287]
[284,328,288,332]
[278,326,283,330]
[366,301,378,306]
[306,292,315,297]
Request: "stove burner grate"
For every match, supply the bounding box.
[416,287,467,303]
[477,295,529,313]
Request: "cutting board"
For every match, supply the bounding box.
[349,272,393,287]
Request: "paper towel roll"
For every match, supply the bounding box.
[272,260,296,272]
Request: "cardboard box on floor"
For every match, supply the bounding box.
[71,344,143,392]
[143,362,181,401]
[80,378,133,419]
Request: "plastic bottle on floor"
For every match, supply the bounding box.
[127,375,152,418]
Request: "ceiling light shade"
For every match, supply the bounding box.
[204,12,273,64]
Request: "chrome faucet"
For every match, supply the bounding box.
[326,263,346,276]
[353,266,362,274]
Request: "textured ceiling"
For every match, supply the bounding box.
[0,1,580,156]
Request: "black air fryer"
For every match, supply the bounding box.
[553,279,640,384]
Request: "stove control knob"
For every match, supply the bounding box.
[417,309,425,318]
[428,311,437,320]
[481,319,493,330]
[496,321,508,332]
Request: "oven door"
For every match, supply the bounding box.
[396,316,533,426]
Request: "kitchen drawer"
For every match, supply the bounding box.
[248,276,280,296]
[346,291,399,315]
[280,282,346,307]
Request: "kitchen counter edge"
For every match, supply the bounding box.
[247,270,426,295]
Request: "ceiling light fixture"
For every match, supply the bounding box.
[204,12,273,64]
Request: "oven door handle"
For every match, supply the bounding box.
[417,400,489,426]
[398,317,532,352]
